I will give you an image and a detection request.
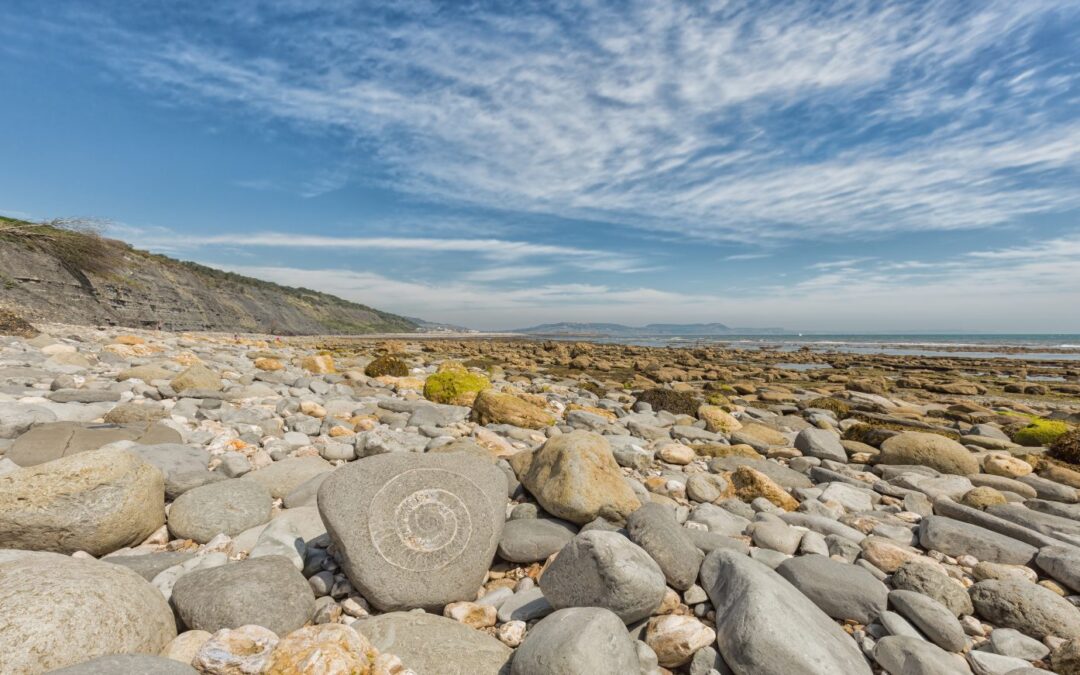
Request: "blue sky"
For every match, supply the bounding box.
[2,1,1079,331]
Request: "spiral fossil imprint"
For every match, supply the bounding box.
[367,468,494,572]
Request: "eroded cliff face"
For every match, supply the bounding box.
[0,242,416,335]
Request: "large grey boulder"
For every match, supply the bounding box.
[511,607,639,675]
[0,402,56,439]
[700,549,872,674]
[0,448,164,556]
[969,578,1080,640]
[497,517,577,563]
[626,502,704,590]
[171,556,315,636]
[539,530,667,624]
[0,550,177,673]
[1036,545,1080,592]
[889,590,967,652]
[319,452,507,611]
[794,427,847,463]
[919,516,1037,565]
[354,611,511,675]
[49,654,197,674]
[167,478,272,544]
[776,555,887,624]
[891,561,974,616]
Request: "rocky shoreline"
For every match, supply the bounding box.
[1,324,1079,674]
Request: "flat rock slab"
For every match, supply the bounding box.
[700,549,872,674]
[171,555,315,636]
[354,611,511,675]
[919,516,1037,565]
[104,551,197,581]
[0,549,177,673]
[319,452,507,611]
[511,607,639,675]
[7,421,180,466]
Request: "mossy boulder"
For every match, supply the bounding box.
[424,368,491,406]
[636,388,701,416]
[472,389,555,429]
[1050,429,1080,465]
[364,354,409,378]
[1012,418,1071,447]
[805,397,851,418]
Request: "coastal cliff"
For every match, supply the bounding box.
[0,217,416,335]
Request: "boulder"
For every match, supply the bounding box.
[891,561,974,617]
[873,636,971,675]
[626,503,704,590]
[889,589,967,652]
[794,427,847,463]
[319,452,506,611]
[170,364,222,393]
[700,549,872,674]
[472,389,555,429]
[877,432,979,475]
[776,555,888,624]
[918,516,1037,565]
[0,448,164,556]
[125,443,213,499]
[969,578,1080,640]
[1037,545,1080,592]
[511,608,638,675]
[0,550,176,673]
[355,611,512,675]
[521,430,640,524]
[539,530,667,624]
[497,518,577,563]
[168,478,272,544]
[171,556,315,636]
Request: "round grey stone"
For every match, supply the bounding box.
[539,530,667,624]
[171,555,315,635]
[318,452,507,611]
[511,607,639,675]
[497,517,577,563]
[125,443,211,499]
[0,550,177,673]
[243,455,332,498]
[988,627,1050,661]
[167,478,272,544]
[873,635,970,675]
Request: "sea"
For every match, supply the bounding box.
[547,334,1080,361]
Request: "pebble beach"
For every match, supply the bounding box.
[2,323,1080,674]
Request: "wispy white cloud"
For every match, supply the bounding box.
[64,0,1080,242]
[723,253,771,261]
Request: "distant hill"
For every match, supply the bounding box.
[512,322,789,336]
[0,217,418,335]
